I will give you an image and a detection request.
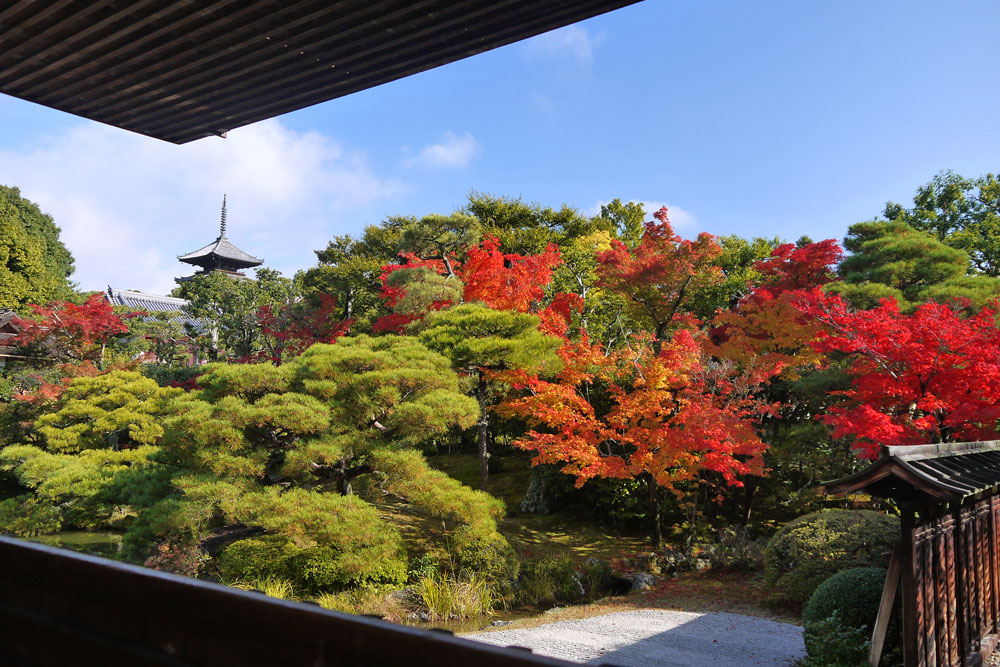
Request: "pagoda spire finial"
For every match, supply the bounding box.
[219,194,228,238]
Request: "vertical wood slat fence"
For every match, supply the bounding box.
[826,441,1000,667]
[902,500,1000,666]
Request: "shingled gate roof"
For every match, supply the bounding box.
[0,0,640,144]
[824,441,1000,503]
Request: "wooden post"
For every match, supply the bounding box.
[902,505,918,667]
[956,504,969,666]
[871,541,903,667]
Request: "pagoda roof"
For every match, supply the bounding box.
[177,236,263,268]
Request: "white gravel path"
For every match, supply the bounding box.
[465,610,806,666]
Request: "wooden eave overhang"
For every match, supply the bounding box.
[824,441,1000,504]
[0,0,641,145]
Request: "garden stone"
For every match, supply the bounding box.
[693,556,712,572]
[624,573,657,592]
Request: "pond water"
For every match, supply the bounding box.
[29,531,122,558]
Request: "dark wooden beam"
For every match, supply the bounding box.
[0,537,573,666]
[0,0,641,144]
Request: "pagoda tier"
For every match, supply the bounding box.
[176,196,262,282]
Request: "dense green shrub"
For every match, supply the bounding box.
[0,494,62,536]
[801,612,872,667]
[453,531,520,584]
[517,555,581,607]
[764,509,898,604]
[803,567,902,667]
[141,364,203,388]
[217,532,407,595]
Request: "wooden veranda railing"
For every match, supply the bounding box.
[0,537,579,666]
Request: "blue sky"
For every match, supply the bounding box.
[1,0,998,295]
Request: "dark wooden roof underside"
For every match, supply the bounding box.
[825,441,1000,503]
[0,0,639,145]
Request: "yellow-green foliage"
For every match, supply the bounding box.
[453,531,520,584]
[35,371,181,452]
[195,362,291,402]
[255,489,407,588]
[415,571,497,620]
[290,336,479,453]
[764,509,899,605]
[121,342,485,593]
[0,443,160,529]
[0,494,62,536]
[372,449,505,532]
[228,576,299,600]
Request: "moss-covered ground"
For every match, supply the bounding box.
[369,452,790,632]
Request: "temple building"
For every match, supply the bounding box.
[176,196,263,283]
[106,196,262,342]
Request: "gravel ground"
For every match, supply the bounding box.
[465,609,806,666]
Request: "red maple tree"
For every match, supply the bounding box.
[12,294,135,364]
[498,330,775,545]
[596,207,722,347]
[797,293,1000,458]
[256,294,352,363]
[460,236,562,312]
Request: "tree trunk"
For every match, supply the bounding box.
[740,477,758,527]
[646,473,662,548]
[477,375,489,491]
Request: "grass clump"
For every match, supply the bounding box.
[315,586,410,622]
[517,555,582,607]
[228,575,299,601]
[414,571,497,620]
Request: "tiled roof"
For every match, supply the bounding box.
[177,236,263,267]
[106,287,200,329]
[825,440,1000,502]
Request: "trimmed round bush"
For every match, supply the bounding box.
[217,534,407,594]
[803,567,902,667]
[764,509,898,605]
[804,566,887,627]
[453,531,520,583]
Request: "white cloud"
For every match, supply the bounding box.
[522,25,601,67]
[589,200,699,232]
[401,132,481,169]
[0,120,401,295]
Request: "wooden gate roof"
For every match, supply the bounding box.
[0,0,639,144]
[825,441,1000,503]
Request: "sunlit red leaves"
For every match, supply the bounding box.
[797,292,1000,457]
[709,240,842,377]
[12,294,135,362]
[460,236,561,312]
